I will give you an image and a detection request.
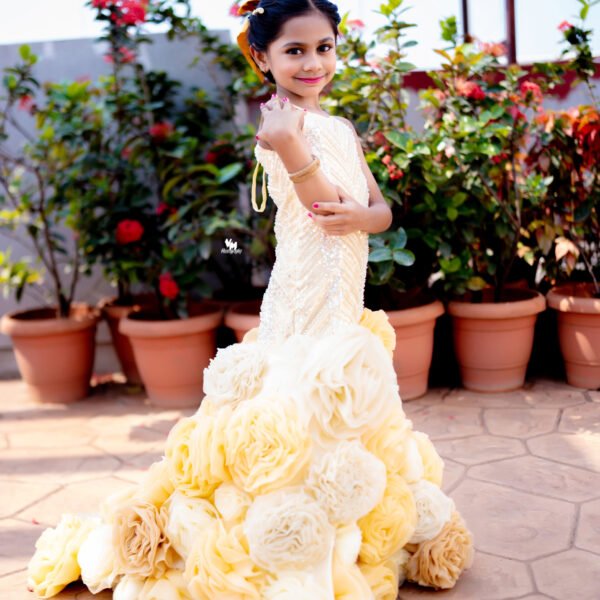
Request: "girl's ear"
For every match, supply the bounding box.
[249,47,269,74]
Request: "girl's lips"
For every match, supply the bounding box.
[296,76,325,84]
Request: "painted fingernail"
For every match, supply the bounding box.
[255,135,260,140]
[271,93,277,98]
[313,203,319,208]
[260,102,265,107]
[282,97,289,102]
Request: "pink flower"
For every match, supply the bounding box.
[149,122,174,141]
[509,105,526,121]
[382,155,392,166]
[520,80,543,103]
[481,42,507,57]
[116,219,144,244]
[229,2,240,17]
[558,20,573,32]
[347,19,366,30]
[456,79,485,101]
[18,95,34,111]
[112,0,147,26]
[159,273,179,300]
[92,0,112,7]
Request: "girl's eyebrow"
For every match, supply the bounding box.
[282,37,334,48]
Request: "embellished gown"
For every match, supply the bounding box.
[27,111,474,600]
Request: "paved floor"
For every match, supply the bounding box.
[1,376,599,600]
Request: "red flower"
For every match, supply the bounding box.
[382,155,392,166]
[491,153,509,165]
[159,273,179,300]
[149,121,174,142]
[156,202,175,216]
[92,0,112,7]
[112,0,147,26]
[520,80,543,104]
[18,95,34,111]
[509,105,526,121]
[116,219,144,244]
[456,79,485,101]
[347,19,366,30]
[558,20,573,32]
[205,151,219,164]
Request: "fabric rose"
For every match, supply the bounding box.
[243,488,335,571]
[334,522,362,565]
[358,473,417,565]
[359,308,396,358]
[185,523,267,600]
[359,555,406,600]
[113,500,176,578]
[413,431,444,487]
[203,342,268,407]
[101,486,138,524]
[137,569,191,599]
[224,399,312,495]
[242,327,259,343]
[306,440,387,524]
[113,575,144,600]
[263,574,330,599]
[214,482,252,524]
[28,514,101,598]
[300,325,398,444]
[362,406,415,475]
[160,491,219,559]
[137,458,175,507]
[332,552,373,600]
[409,480,454,544]
[165,408,230,498]
[78,523,118,594]
[406,511,474,589]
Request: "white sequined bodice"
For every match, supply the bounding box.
[255,112,370,343]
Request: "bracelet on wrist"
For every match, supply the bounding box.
[288,155,321,184]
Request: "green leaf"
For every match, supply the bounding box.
[393,249,415,266]
[369,247,393,263]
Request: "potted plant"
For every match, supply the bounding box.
[411,18,551,392]
[530,4,600,388]
[0,48,100,403]
[325,2,445,399]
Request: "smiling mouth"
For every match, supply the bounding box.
[296,75,325,84]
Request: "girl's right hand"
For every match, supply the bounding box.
[257,95,306,151]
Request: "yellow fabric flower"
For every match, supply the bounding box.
[78,523,118,594]
[137,458,175,507]
[185,523,267,600]
[224,399,312,495]
[359,556,404,600]
[28,514,100,598]
[332,552,373,600]
[358,472,417,565]
[362,406,413,475]
[113,500,176,579]
[406,511,474,590]
[214,482,252,525]
[359,308,396,358]
[413,431,444,487]
[139,569,191,599]
[165,408,231,498]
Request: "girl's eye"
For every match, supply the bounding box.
[286,45,334,55]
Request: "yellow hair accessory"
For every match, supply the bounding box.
[236,1,267,83]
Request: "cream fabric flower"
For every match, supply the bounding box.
[138,569,191,599]
[165,408,231,498]
[409,480,454,544]
[332,552,374,600]
[137,458,175,507]
[358,472,417,565]
[160,490,219,559]
[203,341,268,407]
[77,523,118,594]
[359,308,396,358]
[214,482,252,524]
[263,574,330,600]
[413,430,444,487]
[306,440,387,524]
[300,325,398,444]
[113,575,144,600]
[113,500,175,578]
[406,511,474,589]
[224,399,312,495]
[359,557,404,600]
[244,488,335,571]
[334,522,363,566]
[185,523,266,600]
[362,406,414,475]
[28,514,100,598]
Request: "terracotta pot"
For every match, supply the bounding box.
[0,304,100,403]
[224,300,262,342]
[386,300,445,400]
[448,289,546,392]
[119,302,224,408]
[547,283,600,389]
[98,295,158,385]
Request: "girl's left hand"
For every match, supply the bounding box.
[309,186,368,236]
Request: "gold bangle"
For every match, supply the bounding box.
[289,155,321,184]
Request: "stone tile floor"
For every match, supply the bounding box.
[1,376,600,600]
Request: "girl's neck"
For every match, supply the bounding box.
[275,88,321,112]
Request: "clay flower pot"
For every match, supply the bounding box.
[224,300,262,342]
[385,299,445,400]
[547,283,600,389]
[0,304,100,403]
[448,289,546,392]
[119,302,224,408]
[98,294,158,385]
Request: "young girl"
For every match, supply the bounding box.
[27,2,474,598]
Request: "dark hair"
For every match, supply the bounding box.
[247,0,341,84]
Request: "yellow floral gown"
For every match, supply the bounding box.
[28,112,474,599]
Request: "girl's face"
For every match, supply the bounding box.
[252,11,337,103]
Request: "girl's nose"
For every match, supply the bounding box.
[303,53,322,72]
